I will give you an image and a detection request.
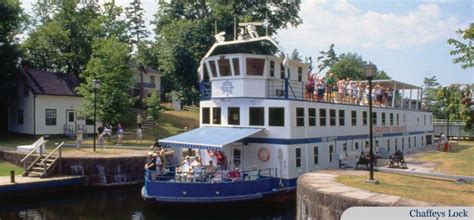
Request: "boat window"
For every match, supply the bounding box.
[329,109,336,126]
[372,112,377,126]
[396,113,400,125]
[202,107,210,124]
[417,117,420,125]
[403,114,406,124]
[246,58,265,76]
[295,148,302,168]
[298,67,303,82]
[329,145,334,162]
[423,115,426,125]
[319,109,327,126]
[390,113,394,125]
[213,107,221,124]
[421,136,424,147]
[249,107,264,126]
[218,58,231,77]
[280,63,285,79]
[338,110,345,126]
[387,140,391,152]
[414,136,417,148]
[365,141,369,150]
[308,108,316,126]
[395,138,398,151]
[408,137,411,148]
[233,148,241,168]
[203,63,210,81]
[313,146,319,165]
[269,107,285,126]
[296,107,305,127]
[382,112,386,126]
[232,58,240,76]
[362,111,367,126]
[402,137,405,151]
[429,115,432,124]
[208,60,217,77]
[355,142,359,150]
[228,107,240,125]
[351,110,357,126]
[270,61,275,77]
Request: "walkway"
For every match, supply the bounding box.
[0,175,85,195]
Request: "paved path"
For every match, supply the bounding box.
[0,175,85,195]
[0,146,148,158]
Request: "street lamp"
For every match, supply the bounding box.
[92,79,101,152]
[363,62,378,183]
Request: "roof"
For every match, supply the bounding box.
[159,127,263,151]
[23,68,80,96]
[359,79,422,90]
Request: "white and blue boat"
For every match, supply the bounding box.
[142,27,433,203]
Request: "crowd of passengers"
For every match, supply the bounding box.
[145,146,261,183]
[305,72,395,107]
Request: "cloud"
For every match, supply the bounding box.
[277,1,463,50]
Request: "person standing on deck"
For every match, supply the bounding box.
[325,72,336,102]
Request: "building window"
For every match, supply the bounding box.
[17,110,23,125]
[408,137,411,148]
[362,111,367,126]
[246,58,265,76]
[390,113,394,125]
[298,67,303,82]
[296,107,304,127]
[218,58,231,77]
[396,113,400,126]
[228,107,240,125]
[249,107,264,126]
[202,107,210,124]
[381,112,386,126]
[45,109,56,126]
[68,111,74,122]
[280,63,285,79]
[329,145,334,162]
[351,110,357,126]
[270,61,275,77]
[295,148,302,168]
[208,60,217,77]
[269,107,285,126]
[414,136,417,148]
[212,107,221,124]
[372,112,377,125]
[395,138,398,151]
[150,75,155,84]
[23,83,29,97]
[430,115,432,124]
[319,109,327,126]
[86,118,94,125]
[338,110,345,126]
[329,109,336,126]
[313,146,319,165]
[355,142,359,150]
[387,139,391,152]
[232,58,240,76]
[402,137,405,151]
[308,108,316,126]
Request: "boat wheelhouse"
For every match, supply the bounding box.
[142,34,434,203]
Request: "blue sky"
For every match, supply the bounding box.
[20,0,473,86]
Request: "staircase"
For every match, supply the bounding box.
[21,142,64,178]
[132,108,156,129]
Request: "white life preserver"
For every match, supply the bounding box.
[258,147,270,162]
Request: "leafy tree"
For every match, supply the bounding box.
[76,38,133,124]
[422,76,441,115]
[329,53,364,80]
[125,0,150,47]
[448,23,474,69]
[435,84,473,130]
[100,3,129,43]
[374,70,391,80]
[146,90,161,120]
[291,49,302,61]
[317,43,338,73]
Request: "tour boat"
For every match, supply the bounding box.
[142,26,433,203]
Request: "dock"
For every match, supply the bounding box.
[0,175,85,197]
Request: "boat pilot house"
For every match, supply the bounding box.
[143,33,433,203]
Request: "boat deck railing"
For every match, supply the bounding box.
[145,167,278,184]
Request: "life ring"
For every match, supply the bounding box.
[258,147,270,162]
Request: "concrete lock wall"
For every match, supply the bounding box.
[296,173,431,220]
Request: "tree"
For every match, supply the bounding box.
[448,23,474,69]
[435,84,473,130]
[329,53,364,80]
[76,38,133,124]
[316,44,338,73]
[291,49,302,61]
[422,76,441,114]
[125,0,150,47]
[146,90,161,120]
[374,70,391,80]
[100,3,129,43]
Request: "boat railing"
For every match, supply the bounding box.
[145,167,277,183]
[200,82,212,100]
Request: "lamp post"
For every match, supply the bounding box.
[363,62,378,183]
[92,79,101,152]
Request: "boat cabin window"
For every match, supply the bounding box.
[355,142,359,150]
[319,109,327,126]
[249,107,264,126]
[313,146,319,165]
[298,67,303,82]
[382,112,386,125]
[202,107,210,124]
[295,148,302,168]
[390,113,394,125]
[218,58,231,77]
[372,112,377,125]
[208,60,217,77]
[280,63,285,79]
[423,115,426,125]
[362,111,368,126]
[329,109,336,126]
[396,113,400,125]
[329,145,334,162]
[270,61,275,77]
[308,108,316,126]
[232,58,240,76]
[228,107,240,125]
[414,137,417,148]
[338,110,345,126]
[296,108,304,127]
[387,140,391,152]
[213,107,221,124]
[351,110,357,126]
[246,58,265,76]
[269,107,285,126]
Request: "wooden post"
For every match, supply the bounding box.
[10,171,15,183]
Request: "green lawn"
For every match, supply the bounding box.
[414,141,474,176]
[337,173,474,205]
[0,159,23,176]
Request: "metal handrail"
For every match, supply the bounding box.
[20,140,47,163]
[40,142,64,164]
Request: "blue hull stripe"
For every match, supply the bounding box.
[244,130,433,145]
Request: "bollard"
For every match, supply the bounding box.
[10,170,15,183]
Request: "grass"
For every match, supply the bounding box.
[0,159,23,176]
[0,110,200,149]
[337,172,474,205]
[414,141,474,176]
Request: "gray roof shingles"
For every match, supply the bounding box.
[23,68,80,97]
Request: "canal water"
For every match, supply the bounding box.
[0,187,296,220]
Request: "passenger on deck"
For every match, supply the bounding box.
[228,167,241,182]
[306,74,315,101]
[316,76,325,102]
[325,72,336,102]
[145,153,158,180]
[247,165,260,181]
[205,160,217,179]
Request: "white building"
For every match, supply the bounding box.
[8,68,95,135]
[132,66,162,100]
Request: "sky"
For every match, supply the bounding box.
[19,0,473,87]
